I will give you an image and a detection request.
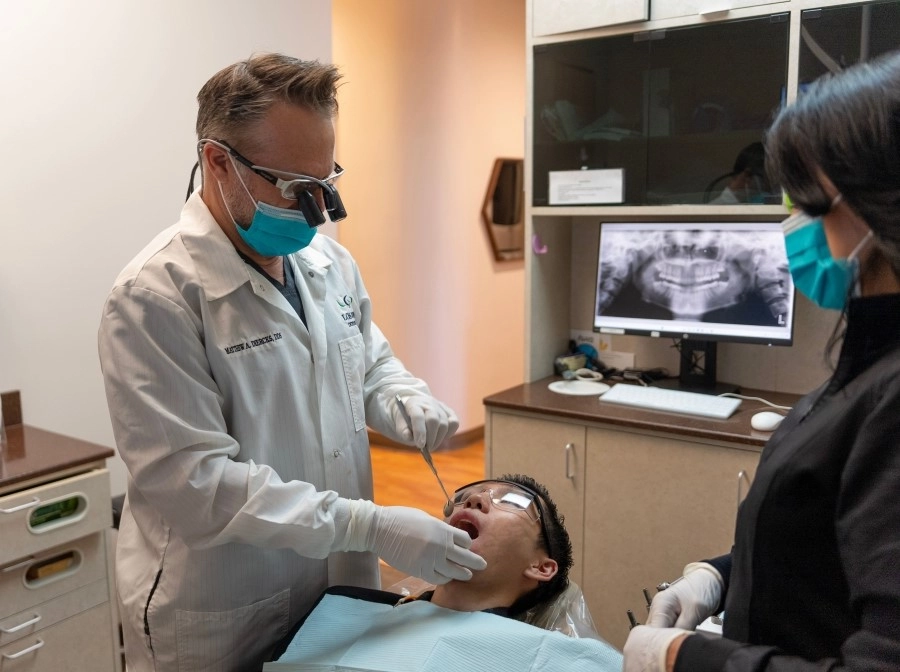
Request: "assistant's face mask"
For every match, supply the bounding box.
[218,160,317,257]
[782,194,873,310]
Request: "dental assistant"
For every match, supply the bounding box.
[98,53,484,672]
[623,51,900,672]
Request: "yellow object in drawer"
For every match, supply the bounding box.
[1,533,107,620]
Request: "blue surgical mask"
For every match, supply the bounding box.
[218,165,317,257]
[783,195,873,310]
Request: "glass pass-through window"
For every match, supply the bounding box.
[533,14,790,207]
[799,1,900,86]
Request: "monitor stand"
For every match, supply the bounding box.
[655,340,739,395]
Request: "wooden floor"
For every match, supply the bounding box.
[371,439,485,516]
[370,438,485,588]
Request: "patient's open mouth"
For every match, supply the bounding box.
[456,520,479,540]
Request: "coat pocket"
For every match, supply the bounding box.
[338,333,367,432]
[174,588,290,672]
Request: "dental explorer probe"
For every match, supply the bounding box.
[395,395,455,517]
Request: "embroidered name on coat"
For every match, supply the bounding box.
[223,332,283,354]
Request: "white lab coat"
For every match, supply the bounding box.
[99,193,433,672]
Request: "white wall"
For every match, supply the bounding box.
[0,0,332,495]
[332,0,526,433]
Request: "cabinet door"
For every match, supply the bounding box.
[533,0,649,37]
[582,426,759,649]
[799,1,900,85]
[531,15,789,207]
[487,412,586,585]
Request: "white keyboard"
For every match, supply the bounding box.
[599,384,742,419]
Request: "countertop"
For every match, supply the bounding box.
[1,424,115,492]
[484,377,803,448]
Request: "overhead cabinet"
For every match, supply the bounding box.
[533,0,650,36]
[533,14,790,207]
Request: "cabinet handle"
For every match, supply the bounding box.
[1,556,35,573]
[2,638,44,660]
[736,470,751,509]
[565,443,576,479]
[0,613,41,634]
[0,496,41,514]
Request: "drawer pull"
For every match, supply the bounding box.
[1,556,36,573]
[565,443,576,479]
[0,497,41,514]
[0,614,41,634]
[2,638,44,660]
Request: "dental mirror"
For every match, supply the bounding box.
[394,395,455,517]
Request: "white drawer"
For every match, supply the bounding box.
[1,533,107,620]
[0,602,114,672]
[0,469,111,566]
[0,579,108,647]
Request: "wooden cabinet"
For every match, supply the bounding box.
[0,424,118,672]
[582,425,758,648]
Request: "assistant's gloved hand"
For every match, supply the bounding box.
[392,395,459,452]
[336,499,486,584]
[646,562,723,630]
[623,625,693,672]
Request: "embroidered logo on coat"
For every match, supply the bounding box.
[337,295,357,327]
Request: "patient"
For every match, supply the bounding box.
[407,474,573,617]
[265,476,623,672]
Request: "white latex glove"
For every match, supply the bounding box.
[623,625,693,672]
[340,500,486,584]
[646,562,724,630]
[392,395,459,452]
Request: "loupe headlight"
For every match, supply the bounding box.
[275,165,347,226]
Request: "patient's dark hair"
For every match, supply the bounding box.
[500,473,574,616]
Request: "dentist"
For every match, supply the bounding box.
[98,53,484,672]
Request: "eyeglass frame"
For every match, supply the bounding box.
[197,138,347,225]
[452,479,552,553]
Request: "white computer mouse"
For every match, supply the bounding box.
[750,411,785,432]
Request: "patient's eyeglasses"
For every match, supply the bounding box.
[453,479,553,552]
[453,480,542,523]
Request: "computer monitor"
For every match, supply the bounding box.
[593,221,795,393]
